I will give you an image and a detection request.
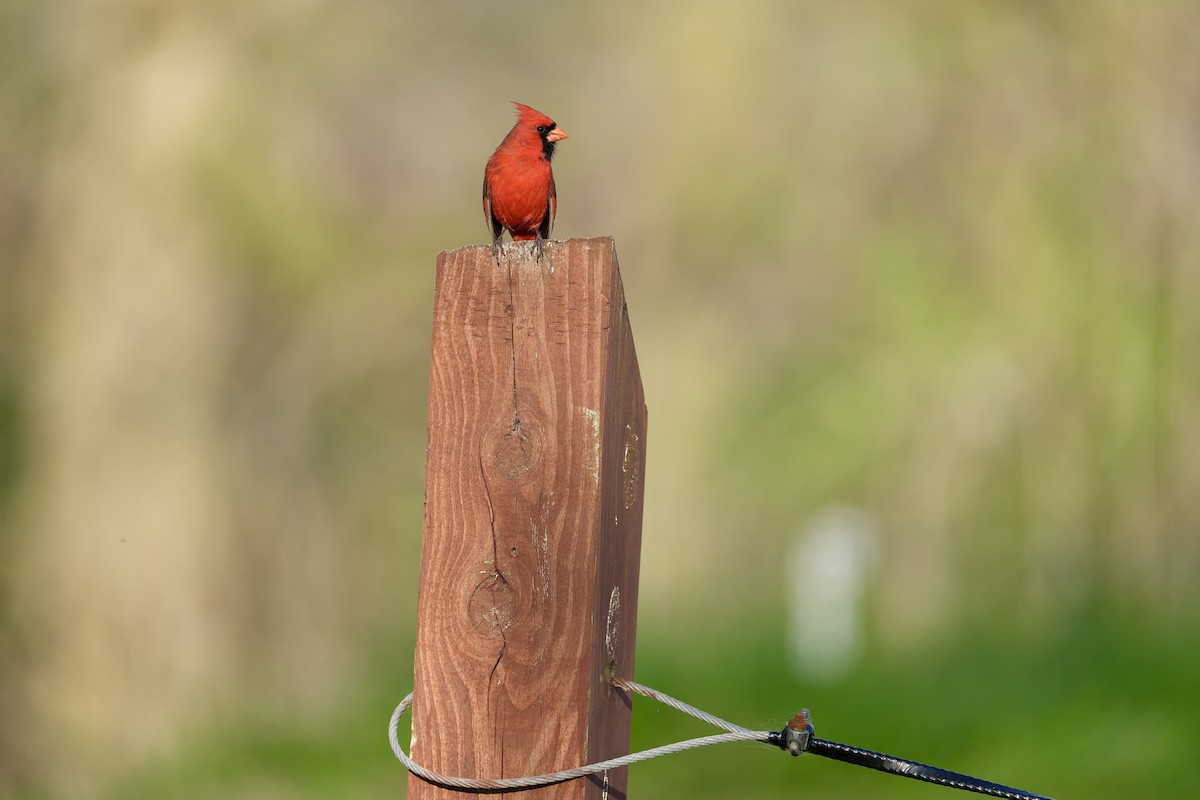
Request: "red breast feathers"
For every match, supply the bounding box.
[483,103,568,243]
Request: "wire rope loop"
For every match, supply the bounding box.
[388,678,1053,799]
[388,682,774,792]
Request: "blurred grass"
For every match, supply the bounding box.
[631,610,1200,799]
[64,610,1200,800]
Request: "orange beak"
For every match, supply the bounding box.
[546,127,568,143]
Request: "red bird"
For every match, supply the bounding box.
[483,102,568,261]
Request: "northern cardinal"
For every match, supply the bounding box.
[483,102,568,261]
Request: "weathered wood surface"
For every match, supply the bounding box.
[410,237,647,800]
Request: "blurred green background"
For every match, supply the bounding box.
[2,1,1198,798]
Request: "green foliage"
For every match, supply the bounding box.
[1,0,1198,797]
[87,613,1200,799]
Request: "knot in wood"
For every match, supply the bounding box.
[489,425,540,481]
[469,570,516,637]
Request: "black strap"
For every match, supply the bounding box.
[807,737,1053,799]
[768,718,1053,799]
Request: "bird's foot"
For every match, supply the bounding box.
[491,239,503,266]
[534,236,545,262]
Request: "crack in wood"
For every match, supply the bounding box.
[505,258,521,434]
[476,446,512,692]
[487,627,508,696]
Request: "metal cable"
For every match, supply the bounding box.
[609,677,754,734]
[388,682,773,791]
[388,679,1054,799]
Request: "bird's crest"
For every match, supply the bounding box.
[511,101,556,128]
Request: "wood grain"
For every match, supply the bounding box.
[410,237,647,800]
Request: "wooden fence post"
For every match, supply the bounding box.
[410,237,648,800]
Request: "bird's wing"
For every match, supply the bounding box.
[539,176,557,240]
[482,176,503,243]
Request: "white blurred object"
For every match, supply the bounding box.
[787,506,881,682]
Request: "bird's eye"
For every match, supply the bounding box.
[536,125,548,134]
